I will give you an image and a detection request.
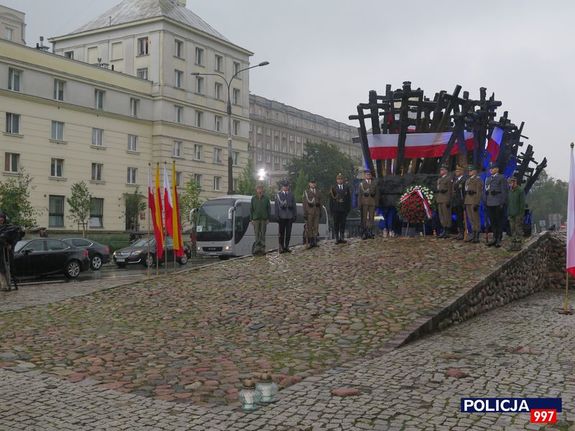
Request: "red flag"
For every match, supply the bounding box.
[567,146,575,276]
[171,161,184,257]
[163,164,173,238]
[150,164,164,259]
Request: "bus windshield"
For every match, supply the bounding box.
[196,199,234,241]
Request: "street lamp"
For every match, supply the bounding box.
[192,61,270,194]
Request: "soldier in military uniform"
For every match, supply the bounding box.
[275,180,297,253]
[436,164,453,238]
[358,169,379,239]
[484,162,509,247]
[330,173,352,244]
[464,165,483,243]
[303,179,321,248]
[451,165,467,240]
[507,176,525,251]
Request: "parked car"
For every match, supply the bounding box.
[113,237,191,268]
[61,238,110,270]
[13,239,90,279]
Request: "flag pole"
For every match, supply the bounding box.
[173,161,177,273]
[147,163,151,279]
[562,142,574,315]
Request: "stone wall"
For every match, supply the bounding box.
[401,231,565,345]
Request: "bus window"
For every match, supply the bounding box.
[269,203,278,223]
[234,202,251,244]
[319,206,327,224]
[196,199,234,242]
[296,204,305,223]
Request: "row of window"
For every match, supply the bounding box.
[174,71,241,103]
[48,195,103,228]
[173,105,241,133]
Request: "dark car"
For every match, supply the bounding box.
[113,237,190,268]
[13,239,90,279]
[61,238,110,270]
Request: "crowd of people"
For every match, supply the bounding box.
[249,162,526,256]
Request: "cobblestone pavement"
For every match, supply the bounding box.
[1,290,572,430]
[0,236,515,406]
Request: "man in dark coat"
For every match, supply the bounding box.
[451,165,467,240]
[275,180,297,253]
[484,162,509,247]
[330,173,352,244]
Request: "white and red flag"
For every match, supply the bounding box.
[486,127,503,162]
[367,131,474,160]
[567,146,575,276]
[149,164,164,260]
[163,164,174,238]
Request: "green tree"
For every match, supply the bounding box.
[0,170,38,228]
[287,141,357,194]
[67,181,92,236]
[526,170,567,226]
[237,158,257,195]
[180,178,203,225]
[293,169,308,203]
[122,187,147,232]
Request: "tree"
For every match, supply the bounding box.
[237,158,257,195]
[0,170,38,228]
[180,178,203,225]
[287,141,357,194]
[67,181,92,236]
[526,170,567,226]
[293,169,308,203]
[123,187,147,232]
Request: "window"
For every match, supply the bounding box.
[257,151,263,162]
[232,151,240,166]
[195,110,203,128]
[175,106,183,123]
[64,51,74,59]
[111,42,123,60]
[215,54,223,72]
[213,147,222,164]
[49,195,65,228]
[173,140,183,157]
[8,68,21,91]
[130,98,139,117]
[92,128,103,146]
[213,176,221,191]
[127,167,137,184]
[51,121,64,141]
[233,119,240,136]
[175,39,183,58]
[175,70,183,88]
[214,82,223,100]
[4,152,19,172]
[137,37,149,56]
[89,198,104,228]
[195,47,204,65]
[87,47,98,64]
[128,134,138,152]
[95,89,105,110]
[233,61,240,75]
[91,163,103,181]
[232,88,240,105]
[193,174,202,189]
[4,27,13,41]
[175,171,182,187]
[136,68,148,80]
[214,115,222,132]
[5,113,20,134]
[53,79,65,101]
[195,76,204,94]
[50,158,64,177]
[193,144,202,160]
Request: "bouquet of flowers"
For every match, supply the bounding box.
[397,185,434,224]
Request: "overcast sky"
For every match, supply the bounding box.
[4,0,574,180]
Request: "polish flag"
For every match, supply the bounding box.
[151,164,164,260]
[486,127,504,162]
[367,131,474,160]
[567,146,575,277]
[163,164,174,238]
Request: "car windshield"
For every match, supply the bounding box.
[196,200,234,241]
[14,240,27,252]
[131,239,150,248]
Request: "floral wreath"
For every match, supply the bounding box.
[397,185,434,224]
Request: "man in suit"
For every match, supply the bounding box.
[451,165,467,240]
[484,162,509,247]
[303,179,321,248]
[464,165,483,243]
[275,180,297,253]
[436,164,453,238]
[358,169,379,240]
[330,173,352,244]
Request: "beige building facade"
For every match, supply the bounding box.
[0,4,25,45]
[249,94,362,185]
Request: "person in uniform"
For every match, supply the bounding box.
[451,165,467,240]
[464,165,483,243]
[303,179,321,248]
[275,180,296,253]
[507,176,525,251]
[250,184,270,256]
[358,169,379,239]
[330,173,352,244]
[436,164,453,238]
[484,162,509,247]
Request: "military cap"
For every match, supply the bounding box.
[279,179,289,187]
[309,178,317,183]
[509,176,518,182]
[489,162,499,169]
[439,164,449,171]
[336,173,344,179]
[455,165,464,171]
[468,164,477,171]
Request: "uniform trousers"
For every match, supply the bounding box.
[278,219,293,250]
[486,205,505,242]
[306,209,320,240]
[438,202,452,229]
[333,211,348,239]
[465,204,481,233]
[252,220,267,254]
[452,205,464,233]
[361,204,375,231]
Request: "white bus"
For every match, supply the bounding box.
[193,195,329,258]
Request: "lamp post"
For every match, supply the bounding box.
[192,61,269,194]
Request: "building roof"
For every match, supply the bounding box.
[66,0,229,42]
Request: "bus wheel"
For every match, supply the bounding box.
[218,255,229,260]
